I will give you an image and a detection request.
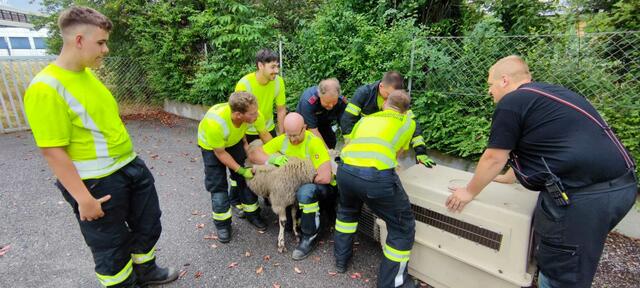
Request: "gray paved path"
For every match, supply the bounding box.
[0,119,381,288]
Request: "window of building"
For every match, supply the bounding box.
[9,37,31,49]
[0,38,8,49]
[33,37,47,49]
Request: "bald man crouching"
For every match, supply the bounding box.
[252,113,336,260]
[446,55,637,288]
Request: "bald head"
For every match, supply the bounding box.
[489,55,532,83]
[284,112,305,134]
[487,55,532,103]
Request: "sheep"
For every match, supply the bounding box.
[246,156,317,253]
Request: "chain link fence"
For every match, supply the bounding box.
[412,31,640,111]
[0,56,159,133]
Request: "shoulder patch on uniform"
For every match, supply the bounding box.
[308,95,318,105]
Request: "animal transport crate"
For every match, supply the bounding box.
[372,164,539,288]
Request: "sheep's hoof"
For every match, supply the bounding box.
[278,245,286,253]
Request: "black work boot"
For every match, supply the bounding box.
[247,214,267,231]
[292,234,318,260]
[217,226,232,243]
[134,260,178,287]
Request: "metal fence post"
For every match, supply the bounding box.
[408,34,416,97]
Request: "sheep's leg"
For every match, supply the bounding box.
[277,213,287,253]
[291,206,300,243]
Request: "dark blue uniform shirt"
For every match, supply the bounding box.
[296,86,347,129]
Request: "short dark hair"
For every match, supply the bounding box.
[58,6,112,33]
[381,71,404,90]
[255,48,279,66]
[386,90,411,113]
[229,91,257,113]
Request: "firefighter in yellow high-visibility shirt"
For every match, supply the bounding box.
[334,90,417,288]
[198,91,273,243]
[23,6,177,287]
[252,112,336,260]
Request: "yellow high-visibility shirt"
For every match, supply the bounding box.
[262,130,330,169]
[197,103,267,150]
[341,110,415,170]
[24,63,136,179]
[235,72,285,134]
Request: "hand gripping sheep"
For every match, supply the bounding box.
[246,157,316,253]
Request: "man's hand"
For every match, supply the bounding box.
[236,167,254,180]
[78,195,111,221]
[445,187,474,213]
[267,155,288,167]
[416,154,436,168]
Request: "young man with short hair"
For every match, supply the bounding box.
[198,91,273,243]
[24,6,177,287]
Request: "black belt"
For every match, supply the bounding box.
[339,163,396,177]
[567,170,637,194]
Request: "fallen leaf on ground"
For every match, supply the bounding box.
[245,251,251,257]
[256,266,264,275]
[313,256,321,262]
[273,283,281,288]
[258,230,266,234]
[211,244,218,248]
[204,234,218,240]
[178,270,187,279]
[228,262,238,268]
[196,223,205,229]
[350,272,362,279]
[0,245,11,257]
[273,262,281,266]
[263,255,271,261]
[328,271,337,276]
[294,267,302,274]
[183,263,190,267]
[191,210,200,215]
[194,271,203,278]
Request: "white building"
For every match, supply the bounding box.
[0,3,50,56]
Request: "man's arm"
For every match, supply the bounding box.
[251,146,271,165]
[258,130,273,144]
[446,148,510,212]
[340,88,366,139]
[276,105,287,135]
[213,148,243,172]
[314,161,332,185]
[41,147,111,221]
[494,167,516,184]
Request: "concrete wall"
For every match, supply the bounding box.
[164,99,640,239]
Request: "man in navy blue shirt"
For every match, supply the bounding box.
[446,55,637,288]
[296,78,346,149]
[340,71,436,167]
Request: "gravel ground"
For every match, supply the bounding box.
[0,112,638,288]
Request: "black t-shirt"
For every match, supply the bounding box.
[488,82,630,190]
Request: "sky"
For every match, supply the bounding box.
[2,0,43,13]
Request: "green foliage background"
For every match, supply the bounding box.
[37,0,640,177]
